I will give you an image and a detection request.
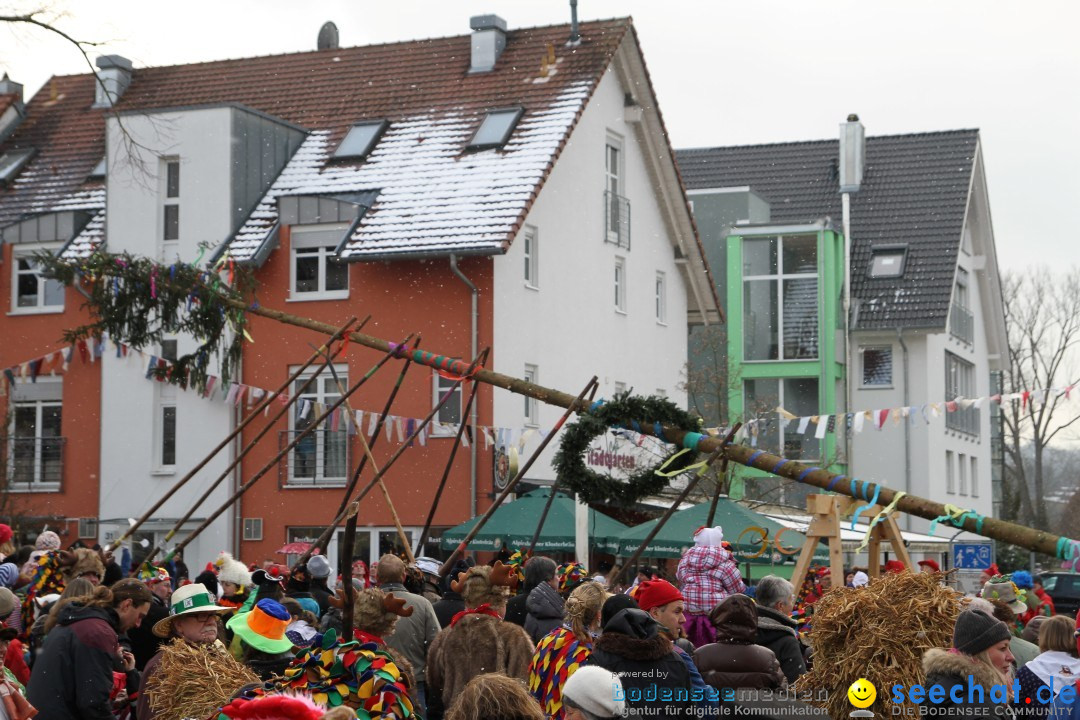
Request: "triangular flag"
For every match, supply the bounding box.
[853,412,865,433]
[797,417,811,435]
[460,426,470,447]
[385,416,394,441]
[815,415,830,439]
[877,410,889,429]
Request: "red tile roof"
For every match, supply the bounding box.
[0,18,634,260]
[0,94,19,117]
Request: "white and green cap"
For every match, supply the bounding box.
[152,583,232,638]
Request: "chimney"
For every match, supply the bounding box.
[0,74,25,143]
[469,15,507,73]
[838,113,865,193]
[93,55,133,108]
[317,21,340,50]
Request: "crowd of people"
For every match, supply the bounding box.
[0,519,1076,719]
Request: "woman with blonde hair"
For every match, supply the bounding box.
[923,608,1015,715]
[446,672,543,720]
[528,580,606,719]
[1015,614,1080,707]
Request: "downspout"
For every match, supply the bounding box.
[897,328,911,531]
[449,254,478,518]
[842,194,853,474]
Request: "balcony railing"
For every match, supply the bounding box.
[945,403,980,437]
[605,190,631,249]
[2,436,65,489]
[279,429,349,487]
[950,302,974,344]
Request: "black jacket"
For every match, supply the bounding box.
[27,603,136,720]
[128,594,169,671]
[432,590,465,630]
[589,609,695,717]
[504,586,534,628]
[755,605,807,684]
[309,579,332,616]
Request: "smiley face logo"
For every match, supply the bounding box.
[848,678,877,709]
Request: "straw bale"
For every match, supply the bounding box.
[145,639,260,720]
[794,571,963,719]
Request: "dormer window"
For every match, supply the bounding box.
[868,245,907,278]
[468,107,523,150]
[88,157,106,179]
[333,120,388,160]
[0,148,35,186]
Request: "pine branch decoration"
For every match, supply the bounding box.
[37,249,255,393]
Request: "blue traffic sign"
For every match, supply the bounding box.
[953,542,993,570]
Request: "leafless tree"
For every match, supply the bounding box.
[1001,268,1080,530]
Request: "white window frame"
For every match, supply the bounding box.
[161,158,180,262]
[289,225,350,301]
[971,456,979,498]
[243,518,263,541]
[523,225,539,289]
[287,364,349,486]
[605,133,626,246]
[945,450,955,494]
[958,452,968,496]
[614,381,627,397]
[614,257,627,314]
[153,339,178,474]
[859,345,894,388]
[430,370,464,438]
[742,235,819,362]
[655,271,667,325]
[10,244,65,315]
[524,365,539,427]
[8,377,63,492]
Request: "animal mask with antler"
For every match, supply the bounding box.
[454,562,519,609]
[352,587,412,637]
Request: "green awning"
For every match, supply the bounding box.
[440,489,629,554]
[613,497,827,561]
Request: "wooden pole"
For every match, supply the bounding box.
[163,337,408,560]
[108,316,361,553]
[139,319,361,569]
[340,501,359,633]
[415,375,483,556]
[78,269,1079,561]
[299,337,422,567]
[438,377,598,578]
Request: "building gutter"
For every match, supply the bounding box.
[897,328,911,531]
[449,254,479,519]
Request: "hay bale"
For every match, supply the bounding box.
[145,638,261,720]
[794,571,963,718]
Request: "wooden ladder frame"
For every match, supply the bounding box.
[790,494,913,590]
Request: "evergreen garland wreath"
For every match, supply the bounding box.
[37,249,255,393]
[553,392,702,505]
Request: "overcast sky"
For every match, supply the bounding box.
[2,0,1077,272]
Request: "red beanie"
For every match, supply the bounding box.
[633,580,684,612]
[0,525,12,546]
[918,559,941,572]
[884,560,906,574]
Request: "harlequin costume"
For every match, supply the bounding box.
[528,624,593,720]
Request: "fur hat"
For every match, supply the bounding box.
[953,608,1012,655]
[563,665,625,719]
[693,525,724,547]
[215,552,252,588]
[64,548,105,583]
[352,587,413,638]
[452,562,518,609]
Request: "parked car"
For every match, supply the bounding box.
[1035,572,1080,617]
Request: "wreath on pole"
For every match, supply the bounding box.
[553,392,702,505]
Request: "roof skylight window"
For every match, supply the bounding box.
[89,156,106,179]
[868,246,908,278]
[0,148,35,186]
[333,120,388,160]
[468,107,523,150]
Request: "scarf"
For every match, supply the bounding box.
[450,603,502,627]
[352,629,385,647]
[1025,651,1080,696]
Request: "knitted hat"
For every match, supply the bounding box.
[953,609,1012,655]
[693,526,724,547]
[215,552,252,588]
[632,579,683,612]
[0,587,14,619]
[227,598,295,654]
[0,563,18,589]
[557,562,588,594]
[35,531,60,551]
[918,559,941,572]
[980,575,1028,614]
[1022,615,1049,645]
[563,665,626,719]
[306,555,331,580]
[852,571,869,588]
[0,525,12,546]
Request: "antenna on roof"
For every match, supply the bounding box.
[317,22,340,51]
[568,0,581,46]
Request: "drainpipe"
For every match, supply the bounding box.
[842,194,853,474]
[897,328,911,531]
[449,255,478,518]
